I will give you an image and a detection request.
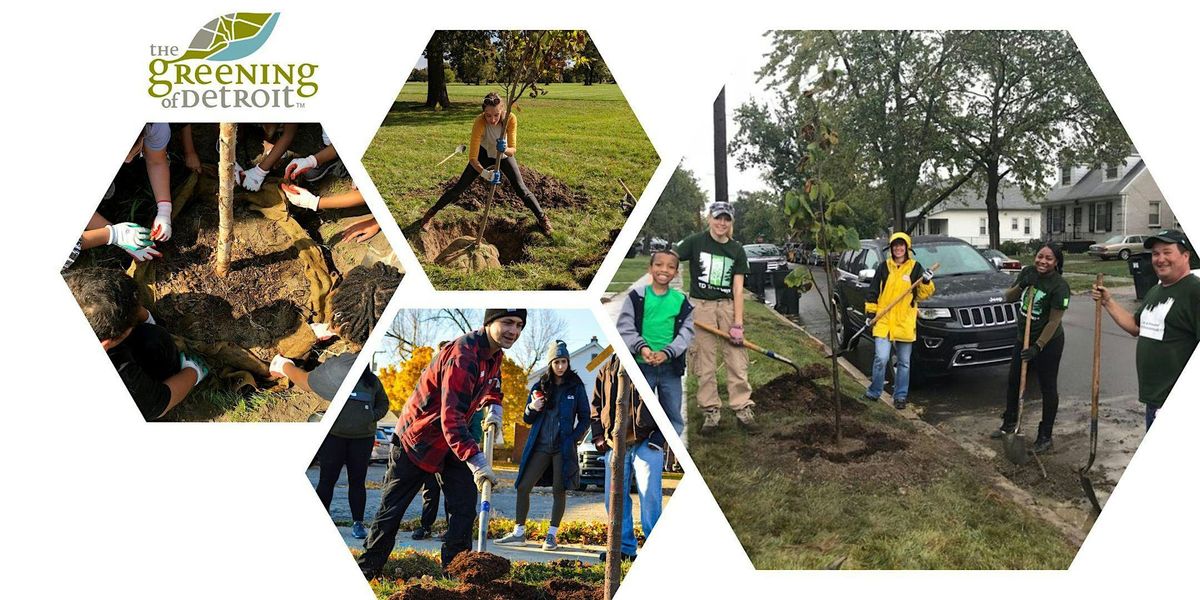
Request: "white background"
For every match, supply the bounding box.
[3,1,1199,598]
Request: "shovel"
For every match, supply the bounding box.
[1003,291,1036,465]
[694,321,801,377]
[435,144,468,168]
[830,263,940,358]
[1080,273,1104,514]
[475,407,498,552]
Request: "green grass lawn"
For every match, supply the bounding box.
[1013,253,1135,279]
[607,256,650,292]
[686,298,1078,569]
[364,82,658,290]
[362,548,618,599]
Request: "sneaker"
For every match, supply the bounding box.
[542,533,559,550]
[351,521,368,540]
[598,551,637,563]
[537,215,554,235]
[989,425,1016,439]
[411,526,430,541]
[496,531,526,545]
[863,393,879,402]
[701,409,721,433]
[893,398,907,410]
[735,406,758,431]
[1032,437,1054,454]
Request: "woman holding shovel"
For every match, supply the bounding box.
[497,340,591,551]
[863,232,936,410]
[408,92,551,235]
[991,243,1071,453]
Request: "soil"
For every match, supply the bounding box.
[445,552,510,585]
[751,369,866,416]
[430,167,589,213]
[392,553,603,600]
[773,420,908,463]
[416,217,534,266]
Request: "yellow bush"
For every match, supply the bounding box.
[378,346,433,414]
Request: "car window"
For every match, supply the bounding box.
[1129,236,1142,243]
[864,248,881,271]
[1104,235,1124,244]
[846,249,865,273]
[913,242,994,276]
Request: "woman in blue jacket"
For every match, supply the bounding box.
[496,340,591,550]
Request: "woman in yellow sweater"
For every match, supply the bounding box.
[409,92,551,235]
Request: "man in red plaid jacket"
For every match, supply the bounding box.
[358,309,526,576]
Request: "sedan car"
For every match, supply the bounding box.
[1089,234,1149,261]
[980,248,1021,272]
[371,425,395,463]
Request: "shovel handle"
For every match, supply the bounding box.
[694,321,801,375]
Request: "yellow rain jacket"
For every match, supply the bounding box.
[864,233,935,343]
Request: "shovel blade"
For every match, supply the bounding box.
[1080,473,1103,515]
[1003,432,1030,465]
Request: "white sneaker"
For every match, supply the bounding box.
[542,533,558,550]
[496,531,526,545]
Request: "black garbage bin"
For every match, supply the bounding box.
[1128,255,1157,300]
[773,270,800,314]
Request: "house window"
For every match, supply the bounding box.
[979,217,986,236]
[1104,163,1120,180]
[1091,201,1113,233]
[1011,217,1019,231]
[1150,202,1161,228]
[1024,217,1031,235]
[1048,207,1066,234]
[1060,165,1072,186]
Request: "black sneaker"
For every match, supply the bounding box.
[412,527,431,541]
[863,393,879,402]
[893,398,907,410]
[989,425,1016,439]
[598,551,637,563]
[1032,437,1054,454]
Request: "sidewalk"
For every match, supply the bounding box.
[337,526,604,564]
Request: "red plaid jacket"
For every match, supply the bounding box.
[394,329,504,473]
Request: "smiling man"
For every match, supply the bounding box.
[1093,230,1200,429]
[357,309,524,577]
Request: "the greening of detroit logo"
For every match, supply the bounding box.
[148,12,318,105]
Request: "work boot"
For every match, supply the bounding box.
[989,424,1016,439]
[352,521,368,540]
[496,530,526,545]
[537,214,554,235]
[411,526,431,541]
[735,406,758,431]
[701,409,721,433]
[1033,436,1054,454]
[542,533,558,550]
[893,397,907,410]
[863,392,879,402]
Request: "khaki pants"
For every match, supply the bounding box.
[691,298,753,411]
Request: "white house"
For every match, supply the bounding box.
[1040,155,1175,244]
[525,336,608,399]
[907,183,1041,247]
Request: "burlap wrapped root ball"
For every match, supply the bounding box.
[434,236,501,272]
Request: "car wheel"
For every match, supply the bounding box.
[1119,249,1131,261]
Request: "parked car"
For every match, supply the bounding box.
[575,430,606,491]
[371,424,395,463]
[1089,234,1150,261]
[832,235,1019,379]
[980,248,1022,272]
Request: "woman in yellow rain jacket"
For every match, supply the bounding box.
[863,232,935,409]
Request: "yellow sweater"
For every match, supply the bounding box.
[864,257,935,343]
[469,113,518,164]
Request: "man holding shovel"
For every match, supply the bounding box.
[675,201,754,432]
[1092,230,1200,429]
[863,232,935,410]
[357,309,524,578]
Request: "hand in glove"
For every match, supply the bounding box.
[241,165,268,191]
[490,170,502,185]
[729,324,745,346]
[285,155,319,180]
[481,168,496,181]
[107,222,151,253]
[179,352,209,385]
[124,244,163,262]
[1017,266,1038,289]
[269,354,295,379]
[496,138,507,154]
[483,405,504,445]
[151,202,173,241]
[1021,344,1040,362]
[310,322,336,341]
[282,183,320,210]
[466,453,499,490]
[921,269,934,283]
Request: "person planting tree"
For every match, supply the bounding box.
[862,232,936,411]
[355,309,524,576]
[1092,230,1200,430]
[406,92,551,236]
[281,128,381,244]
[675,201,754,432]
[989,243,1069,452]
[496,340,591,551]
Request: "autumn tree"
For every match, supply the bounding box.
[641,167,706,245]
[378,346,434,414]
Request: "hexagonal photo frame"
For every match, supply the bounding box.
[61,122,405,422]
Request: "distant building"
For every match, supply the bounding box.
[907,183,1041,247]
[525,335,607,399]
[1040,155,1175,243]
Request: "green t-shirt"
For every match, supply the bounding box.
[1016,267,1070,344]
[676,231,750,300]
[1135,274,1200,407]
[638,286,686,362]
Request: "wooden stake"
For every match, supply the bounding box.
[604,361,628,600]
[215,123,237,277]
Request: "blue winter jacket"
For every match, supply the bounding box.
[515,371,590,489]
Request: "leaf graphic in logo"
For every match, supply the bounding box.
[180,13,280,61]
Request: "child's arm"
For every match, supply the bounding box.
[616,292,651,360]
[157,369,200,418]
[277,360,313,393]
[181,124,201,173]
[257,124,299,171]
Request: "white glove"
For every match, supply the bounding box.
[484,405,505,446]
[106,222,151,252]
[151,202,173,241]
[282,184,321,210]
[285,155,318,180]
[466,452,499,490]
[241,165,268,191]
[481,168,496,181]
[179,352,209,385]
[143,311,156,325]
[124,244,163,262]
[233,161,245,184]
[309,322,335,341]
[269,354,295,378]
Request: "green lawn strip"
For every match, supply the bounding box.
[686,299,1078,569]
[606,257,650,292]
[334,517,639,546]
[1013,253,1135,278]
[168,388,298,423]
[364,83,657,290]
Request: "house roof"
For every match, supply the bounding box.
[525,337,607,382]
[1045,157,1146,204]
[906,182,1040,218]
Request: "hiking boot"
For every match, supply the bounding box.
[542,533,559,550]
[734,406,758,431]
[537,214,554,235]
[893,398,907,410]
[701,409,721,433]
[1032,436,1054,454]
[989,424,1016,439]
[351,521,368,540]
[496,531,526,545]
[411,526,431,541]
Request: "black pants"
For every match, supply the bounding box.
[425,147,544,221]
[418,472,441,530]
[315,434,373,522]
[357,445,476,573]
[515,450,567,527]
[1002,334,1065,439]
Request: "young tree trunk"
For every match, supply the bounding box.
[215,123,236,277]
[985,160,1003,249]
[826,257,842,444]
[713,86,729,204]
[604,367,628,600]
[425,32,451,109]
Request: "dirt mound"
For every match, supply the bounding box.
[753,371,866,415]
[544,579,603,600]
[433,167,588,212]
[388,583,466,600]
[445,552,510,585]
[773,420,908,463]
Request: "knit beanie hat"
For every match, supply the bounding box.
[484,308,527,326]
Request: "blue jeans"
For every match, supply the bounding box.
[604,440,664,556]
[639,362,684,436]
[1146,405,1159,430]
[868,337,913,401]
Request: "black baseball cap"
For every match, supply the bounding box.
[1143,229,1193,253]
